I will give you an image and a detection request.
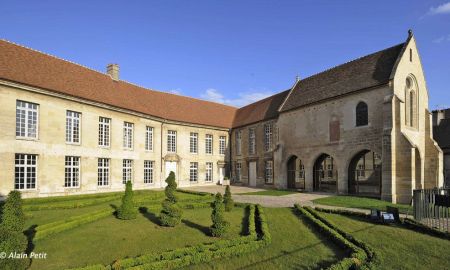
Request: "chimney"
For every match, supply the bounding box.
[107,64,119,81]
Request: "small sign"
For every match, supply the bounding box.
[381,212,395,223]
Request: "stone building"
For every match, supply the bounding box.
[433,108,450,187]
[0,30,443,203]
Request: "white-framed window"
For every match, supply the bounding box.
[66,111,81,144]
[144,160,154,184]
[205,134,213,154]
[98,158,110,186]
[145,126,153,151]
[16,100,38,139]
[190,132,198,154]
[235,162,242,182]
[167,130,177,153]
[236,131,242,155]
[122,159,133,184]
[206,162,213,182]
[190,162,198,182]
[249,128,256,155]
[65,156,80,188]
[219,136,226,155]
[264,123,273,152]
[123,122,134,149]
[265,160,273,184]
[15,154,37,190]
[98,117,111,147]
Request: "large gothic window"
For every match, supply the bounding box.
[356,102,368,127]
[405,77,418,128]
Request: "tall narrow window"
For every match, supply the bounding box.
[264,123,273,152]
[236,131,242,155]
[144,160,154,184]
[98,117,111,147]
[65,156,80,187]
[205,134,213,154]
[190,132,198,154]
[356,102,368,127]
[219,136,226,155]
[265,161,273,184]
[122,159,133,184]
[206,162,213,182]
[406,77,418,128]
[98,158,109,186]
[167,130,177,153]
[123,122,134,149]
[66,111,81,144]
[15,154,37,190]
[248,128,256,155]
[410,91,416,127]
[235,162,242,182]
[145,126,153,151]
[16,100,38,139]
[190,162,198,182]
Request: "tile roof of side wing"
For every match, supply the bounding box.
[279,43,406,112]
[0,39,237,129]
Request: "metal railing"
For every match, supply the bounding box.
[413,188,450,232]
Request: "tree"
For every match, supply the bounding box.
[117,181,137,220]
[210,192,228,237]
[0,191,28,270]
[160,171,182,226]
[223,185,234,212]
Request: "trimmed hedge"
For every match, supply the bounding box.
[403,218,450,240]
[255,204,271,243]
[314,207,370,219]
[210,193,229,237]
[117,181,138,220]
[67,264,109,270]
[175,189,213,197]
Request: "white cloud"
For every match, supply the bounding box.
[433,34,450,43]
[168,88,182,95]
[200,88,275,107]
[428,2,450,15]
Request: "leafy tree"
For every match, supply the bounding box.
[0,191,28,270]
[210,192,228,237]
[160,172,182,226]
[223,185,234,212]
[117,181,137,220]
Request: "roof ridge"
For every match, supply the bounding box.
[237,88,291,110]
[0,38,237,110]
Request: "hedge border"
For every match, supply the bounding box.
[175,189,214,197]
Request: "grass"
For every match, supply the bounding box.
[313,195,413,214]
[318,212,450,270]
[239,190,298,196]
[189,208,346,269]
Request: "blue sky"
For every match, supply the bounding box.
[1,1,449,108]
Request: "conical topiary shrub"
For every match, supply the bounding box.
[160,171,182,226]
[223,185,234,212]
[210,192,229,237]
[117,181,138,220]
[0,191,28,270]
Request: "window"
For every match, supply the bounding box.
[219,136,226,155]
[65,156,80,188]
[123,122,134,149]
[205,134,213,154]
[123,159,133,184]
[190,132,198,153]
[409,48,412,62]
[66,111,81,144]
[15,154,37,190]
[206,162,213,182]
[236,131,242,155]
[265,161,273,184]
[264,123,273,151]
[406,77,418,128]
[145,126,153,151]
[190,162,198,182]
[144,160,154,184]
[16,100,38,139]
[410,91,416,127]
[356,102,368,127]
[98,117,111,147]
[167,130,177,153]
[235,162,242,182]
[98,158,109,186]
[248,128,256,155]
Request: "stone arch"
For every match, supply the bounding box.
[313,153,337,192]
[348,149,382,197]
[405,75,419,128]
[287,155,297,189]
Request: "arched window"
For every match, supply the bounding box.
[409,90,415,127]
[356,102,368,126]
[405,77,418,128]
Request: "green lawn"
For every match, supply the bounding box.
[319,212,450,270]
[239,190,298,196]
[313,195,413,214]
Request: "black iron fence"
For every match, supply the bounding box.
[413,188,450,232]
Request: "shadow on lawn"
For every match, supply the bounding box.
[182,219,210,236]
[24,224,37,268]
[240,206,250,236]
[139,207,161,226]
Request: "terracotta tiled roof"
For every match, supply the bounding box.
[232,90,290,128]
[0,40,237,128]
[280,43,405,112]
